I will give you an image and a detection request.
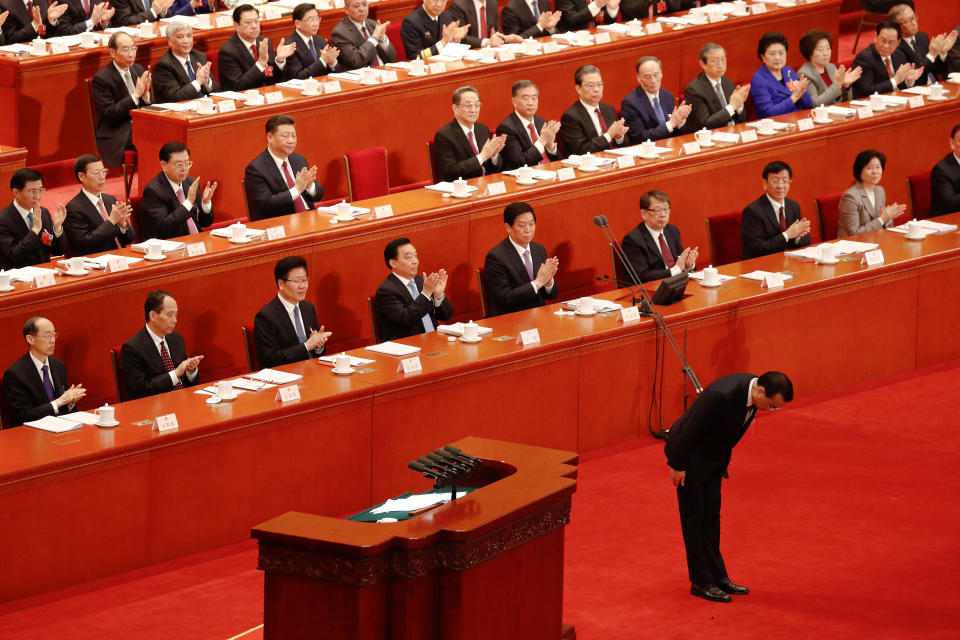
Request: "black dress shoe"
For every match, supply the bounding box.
[717,578,749,595]
[690,583,732,602]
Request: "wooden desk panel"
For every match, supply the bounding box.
[0,145,27,188]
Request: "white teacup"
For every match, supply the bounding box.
[244,90,264,106]
[197,97,215,114]
[69,256,84,272]
[580,154,597,170]
[0,273,10,288]
[302,78,319,94]
[452,179,469,197]
[334,353,351,370]
[640,140,657,158]
[869,93,885,109]
[31,39,47,55]
[361,68,378,83]
[96,404,115,425]
[627,20,644,36]
[906,220,923,238]
[759,119,775,133]
[517,166,534,182]
[335,201,353,219]
[216,380,233,398]
[462,322,479,340]
[579,297,594,313]
[929,84,944,99]
[410,59,426,74]
[813,106,829,122]
[81,32,97,47]
[524,39,539,54]
[138,23,154,38]
[480,47,496,62]
[146,242,163,259]
[230,224,247,242]
[702,266,719,286]
[818,244,837,262]
[695,129,712,145]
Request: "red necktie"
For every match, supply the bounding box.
[282,162,308,212]
[884,56,894,78]
[479,2,488,39]
[527,122,550,165]
[251,44,259,62]
[468,131,485,176]
[97,197,123,248]
[658,234,675,268]
[160,340,184,390]
[595,108,614,149]
[361,25,382,66]
[779,205,787,232]
[82,0,91,15]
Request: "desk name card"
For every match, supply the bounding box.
[863,249,884,266]
[557,167,576,181]
[763,273,785,289]
[857,106,874,119]
[682,141,701,155]
[106,257,128,273]
[380,70,398,83]
[397,356,422,374]
[428,62,446,74]
[616,155,635,169]
[750,3,767,14]
[34,272,56,288]
[517,328,541,345]
[215,15,232,27]
[323,80,341,93]
[542,41,560,53]
[594,32,611,44]
[645,22,663,34]
[907,95,924,108]
[50,42,69,54]
[373,204,394,219]
[740,129,758,143]
[796,117,814,131]
[498,50,516,62]
[619,305,641,322]
[708,11,724,23]
[186,242,206,256]
[153,413,179,433]
[485,181,507,196]
[218,99,236,113]
[265,225,286,240]
[275,385,301,402]
[265,91,284,104]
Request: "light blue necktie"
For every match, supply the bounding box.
[293,305,307,343]
[530,0,540,18]
[26,209,33,230]
[652,96,665,125]
[407,280,435,333]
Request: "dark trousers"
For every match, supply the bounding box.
[676,470,728,586]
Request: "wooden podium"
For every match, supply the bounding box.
[251,437,578,640]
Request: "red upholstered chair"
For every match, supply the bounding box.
[705,210,743,266]
[208,217,247,231]
[814,192,843,241]
[86,78,137,198]
[426,141,439,183]
[907,172,932,220]
[476,268,490,318]
[0,378,13,429]
[367,296,382,344]
[386,22,406,61]
[109,345,128,403]
[345,146,432,200]
[241,324,259,372]
[610,243,625,288]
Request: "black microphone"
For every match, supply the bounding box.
[418,456,453,478]
[592,215,605,227]
[444,445,480,464]
[433,449,471,470]
[426,452,463,472]
[409,460,438,478]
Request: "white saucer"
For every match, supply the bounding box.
[205,396,222,405]
[575,309,597,316]
[699,280,723,288]
[451,192,472,198]
[0,285,14,292]
[359,79,379,85]
[229,236,252,244]
[816,258,839,265]
[301,90,322,96]
[813,118,832,125]
[698,141,715,147]
[332,366,356,375]
[459,335,482,343]
[218,392,239,401]
[144,253,166,260]
[757,129,778,135]
[477,58,498,64]
[335,215,355,222]
[245,100,265,107]
[407,71,428,77]
[516,178,537,185]
[906,234,925,240]
[64,269,89,276]
[928,95,948,101]
[578,165,601,172]
[96,420,119,428]
[730,9,749,16]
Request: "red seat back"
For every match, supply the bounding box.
[386,23,406,61]
[110,345,128,403]
[814,192,843,241]
[345,147,390,201]
[705,210,743,266]
[208,217,248,231]
[907,172,932,220]
[241,324,259,372]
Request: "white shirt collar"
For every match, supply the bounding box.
[579,98,599,111]
[952,153,960,166]
[82,188,103,208]
[514,111,533,128]
[643,223,664,242]
[238,35,257,50]
[644,89,660,101]
[166,176,183,194]
[747,377,758,408]
[392,272,417,290]
[13,200,32,221]
[29,351,48,372]
[276,292,299,315]
[268,148,290,170]
[765,194,785,211]
[508,235,530,259]
[172,52,191,66]
[296,30,313,46]
[145,325,168,351]
[458,121,475,138]
[113,61,132,75]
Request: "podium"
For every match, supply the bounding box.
[251,437,578,640]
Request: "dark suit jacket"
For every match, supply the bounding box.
[2,353,74,427]
[217,33,282,91]
[243,150,323,221]
[111,0,160,26]
[374,273,455,341]
[948,27,960,74]
[496,112,560,171]
[741,195,810,260]
[64,191,136,255]
[621,0,697,20]
[621,86,682,143]
[0,203,65,269]
[254,297,324,367]
[898,32,943,82]
[851,44,910,99]
[434,120,501,182]
[622,223,683,283]
[284,31,345,78]
[448,0,500,48]
[92,61,148,167]
[52,0,108,35]
[400,6,455,60]
[140,172,214,239]
[331,17,397,70]
[120,327,195,399]
[501,0,551,38]
[683,72,743,133]
[556,0,616,32]
[0,0,49,43]
[483,237,558,317]
[152,49,220,103]
[558,100,623,157]
[930,153,960,217]
[665,373,757,480]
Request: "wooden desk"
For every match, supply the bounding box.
[132,1,841,208]
[0,145,27,188]
[0,213,958,603]
[0,0,419,164]
[1,85,956,408]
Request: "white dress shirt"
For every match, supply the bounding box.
[165,177,212,214]
[579,99,624,144]
[509,235,555,294]
[644,223,682,276]
[277,293,313,355]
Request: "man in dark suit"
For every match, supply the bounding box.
[111,0,173,26]
[949,26,960,74]
[140,142,216,239]
[483,201,558,317]
[496,79,561,171]
[559,65,629,157]
[621,0,704,20]
[665,371,794,602]
[434,85,505,181]
[400,0,468,61]
[449,0,521,48]
[0,168,67,270]
[286,3,344,77]
[254,255,331,367]
[331,0,396,70]
[930,123,960,217]
[92,33,151,168]
[741,161,811,260]
[217,4,296,91]
[3,316,85,428]
[500,0,560,39]
[851,21,923,99]
[64,154,135,255]
[556,0,619,33]
[0,0,60,42]
[151,21,220,103]
[244,114,323,221]
[682,43,749,134]
[121,290,203,399]
[621,56,691,144]
[374,237,454,341]
[622,190,699,283]
[890,3,955,84]
[49,0,112,34]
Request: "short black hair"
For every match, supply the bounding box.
[266,114,296,134]
[74,154,102,181]
[108,31,133,50]
[511,79,537,97]
[144,290,173,322]
[640,189,670,210]
[504,201,535,226]
[798,29,832,60]
[22,316,44,338]
[11,168,42,191]
[159,141,189,162]
[574,64,601,85]
[952,123,960,139]
[384,237,412,268]
[757,31,789,59]
[876,20,902,39]
[762,160,793,180]
[853,149,886,182]
[635,55,661,73]
[698,42,724,63]
[233,4,257,22]
[452,85,479,105]
[274,255,308,283]
[758,371,794,402]
[292,2,317,21]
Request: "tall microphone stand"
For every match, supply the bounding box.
[593,216,703,438]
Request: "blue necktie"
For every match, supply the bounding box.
[652,96,665,125]
[308,37,317,61]
[407,280,435,334]
[41,363,55,401]
[293,305,307,343]
[185,59,196,81]
[531,0,540,18]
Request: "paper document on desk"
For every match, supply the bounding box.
[827,105,857,117]
[745,120,790,130]
[24,416,82,433]
[210,226,265,239]
[371,491,467,514]
[131,239,186,253]
[832,240,879,254]
[0,44,33,54]
[318,355,375,367]
[82,254,143,269]
[384,61,412,70]
[5,266,57,282]
[194,386,248,396]
[566,297,623,312]
[248,369,303,384]
[888,220,958,235]
[688,270,736,283]
[740,270,794,282]
[210,90,250,101]
[597,23,629,34]
[562,154,616,167]
[365,341,421,357]
[438,42,470,59]
[608,145,671,157]
[104,26,141,36]
[502,169,556,181]
[229,377,275,391]
[425,182,479,194]
[65,411,100,425]
[437,323,493,336]
[151,102,199,112]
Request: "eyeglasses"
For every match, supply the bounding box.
[84,169,109,178]
[284,278,310,285]
[645,207,670,214]
[34,332,57,340]
[165,161,193,169]
[459,101,482,110]
[581,82,603,90]
[767,178,791,186]
[116,45,138,54]
[18,187,46,196]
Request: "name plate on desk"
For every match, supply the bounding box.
[373,204,394,219]
[380,70,398,83]
[265,91,284,104]
[557,167,576,181]
[266,225,286,240]
[796,117,814,131]
[428,62,446,74]
[276,385,301,402]
[645,22,663,34]
[218,99,236,113]
[542,41,559,53]
[153,413,179,433]
[750,3,767,14]
[50,42,69,54]
[616,155,635,169]
[485,181,507,196]
[186,241,206,256]
[908,96,924,108]
[857,106,874,119]
[594,32,611,44]
[619,306,641,322]
[34,272,56,288]
[517,328,541,345]
[740,129,758,143]
[262,5,283,18]
[498,50,515,61]
[106,257,128,272]
[215,15,232,27]
[763,273,785,288]
[863,249,884,266]
[397,356,422,374]
[682,141,701,155]
[323,80,341,93]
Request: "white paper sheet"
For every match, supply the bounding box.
[437,323,494,336]
[24,416,81,433]
[247,369,303,384]
[740,270,794,282]
[364,342,422,357]
[131,239,186,253]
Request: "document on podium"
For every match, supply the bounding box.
[371,491,468,514]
